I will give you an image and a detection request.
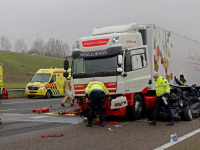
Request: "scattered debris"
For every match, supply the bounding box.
[115,125,122,127]
[170,134,178,142]
[41,134,64,138]
[108,121,118,124]
[92,118,106,125]
[32,107,49,113]
[119,122,128,124]
[108,128,113,131]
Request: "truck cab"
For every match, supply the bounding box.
[65,23,152,119]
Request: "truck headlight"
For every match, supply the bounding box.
[26,86,28,90]
[111,36,119,45]
[75,41,80,49]
[39,86,45,90]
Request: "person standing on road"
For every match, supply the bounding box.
[148,72,174,126]
[61,74,73,107]
[0,78,2,124]
[175,74,187,86]
[85,80,111,127]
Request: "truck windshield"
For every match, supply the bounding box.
[31,74,51,82]
[72,56,119,78]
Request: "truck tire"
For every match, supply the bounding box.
[126,94,144,120]
[133,94,144,120]
[28,95,33,98]
[182,108,193,121]
[45,91,52,99]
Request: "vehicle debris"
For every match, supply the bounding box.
[41,134,64,138]
[32,107,49,113]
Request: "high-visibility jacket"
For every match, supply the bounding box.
[85,81,109,98]
[154,76,170,97]
[180,80,186,85]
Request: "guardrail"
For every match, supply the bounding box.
[7,89,25,93]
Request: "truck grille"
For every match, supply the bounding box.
[28,87,39,90]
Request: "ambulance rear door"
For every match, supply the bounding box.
[56,72,65,95]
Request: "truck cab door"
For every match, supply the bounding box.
[123,46,151,93]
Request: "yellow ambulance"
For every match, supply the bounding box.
[25,68,71,98]
[0,63,3,98]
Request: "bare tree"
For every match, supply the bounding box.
[0,36,12,51]
[62,42,71,57]
[44,38,71,58]
[14,39,28,53]
[29,37,45,55]
[72,44,75,50]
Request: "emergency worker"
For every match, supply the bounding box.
[175,74,187,86]
[61,74,73,107]
[85,81,111,127]
[148,72,174,126]
[0,79,2,124]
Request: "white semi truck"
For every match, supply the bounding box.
[64,23,200,120]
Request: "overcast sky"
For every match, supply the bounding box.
[0,0,200,51]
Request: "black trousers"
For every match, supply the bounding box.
[88,92,104,124]
[154,96,173,121]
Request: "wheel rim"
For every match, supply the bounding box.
[47,91,51,98]
[135,101,141,113]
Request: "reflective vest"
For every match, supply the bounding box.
[85,81,109,97]
[180,80,186,85]
[154,76,170,97]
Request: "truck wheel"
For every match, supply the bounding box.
[182,108,193,121]
[28,95,33,98]
[132,94,144,120]
[45,91,52,99]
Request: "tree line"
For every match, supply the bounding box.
[0,35,72,58]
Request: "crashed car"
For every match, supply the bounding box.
[148,85,200,121]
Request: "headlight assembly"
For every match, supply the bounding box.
[39,86,45,90]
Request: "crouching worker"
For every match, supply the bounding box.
[85,80,111,127]
[61,74,73,107]
[148,72,174,126]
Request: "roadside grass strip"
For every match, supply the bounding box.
[154,128,200,150]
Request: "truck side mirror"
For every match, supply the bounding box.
[63,72,69,78]
[64,59,69,71]
[118,55,123,65]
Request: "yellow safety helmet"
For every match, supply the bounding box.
[67,74,71,80]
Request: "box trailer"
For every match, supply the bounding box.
[64,23,200,120]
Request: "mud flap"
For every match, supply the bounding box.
[110,96,127,109]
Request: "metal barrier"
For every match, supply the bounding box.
[7,89,25,93]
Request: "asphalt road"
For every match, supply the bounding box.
[1,96,200,150]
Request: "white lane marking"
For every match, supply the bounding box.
[2,99,59,105]
[0,109,16,111]
[154,128,200,150]
[30,116,49,119]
